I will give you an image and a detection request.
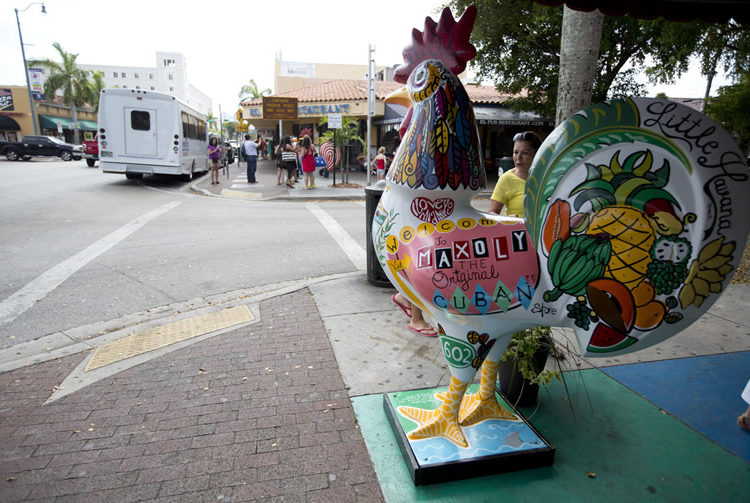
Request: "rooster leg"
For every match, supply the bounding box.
[458,358,519,427]
[397,375,470,448]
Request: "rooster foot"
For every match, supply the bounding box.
[397,405,468,448]
[457,393,519,427]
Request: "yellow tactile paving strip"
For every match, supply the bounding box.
[85,305,254,371]
[220,189,262,199]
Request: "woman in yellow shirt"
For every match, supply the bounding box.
[488,131,542,216]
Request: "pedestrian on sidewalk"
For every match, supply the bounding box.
[242,134,260,183]
[300,135,317,189]
[391,292,438,337]
[276,136,297,187]
[374,146,388,181]
[207,136,221,185]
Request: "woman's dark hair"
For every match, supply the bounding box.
[209,137,218,146]
[513,131,542,151]
[283,136,291,146]
[302,135,311,148]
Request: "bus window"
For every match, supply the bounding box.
[197,119,206,140]
[188,115,198,139]
[182,112,190,138]
[131,110,151,131]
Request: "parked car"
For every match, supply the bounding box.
[82,134,99,167]
[228,140,239,157]
[1,135,83,161]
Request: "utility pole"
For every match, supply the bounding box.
[366,45,375,186]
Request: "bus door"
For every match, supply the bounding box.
[124,107,158,156]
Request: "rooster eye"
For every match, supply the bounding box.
[414,67,427,86]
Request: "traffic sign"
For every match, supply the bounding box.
[328,113,342,129]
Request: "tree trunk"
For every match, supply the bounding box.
[555,6,604,126]
[71,101,79,145]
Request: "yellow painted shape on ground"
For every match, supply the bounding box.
[221,189,262,199]
[85,305,254,371]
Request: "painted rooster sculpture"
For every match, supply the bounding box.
[372,5,750,448]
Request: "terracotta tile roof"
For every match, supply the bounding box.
[241,80,511,106]
[464,83,514,105]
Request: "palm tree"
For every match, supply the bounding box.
[86,70,106,114]
[238,79,271,102]
[28,42,90,144]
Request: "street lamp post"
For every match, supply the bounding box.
[15,2,46,136]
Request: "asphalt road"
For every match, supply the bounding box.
[0,158,367,350]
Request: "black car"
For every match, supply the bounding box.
[1,135,83,161]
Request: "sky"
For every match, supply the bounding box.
[0,0,732,118]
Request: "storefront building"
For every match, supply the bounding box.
[0,86,97,143]
[241,79,554,174]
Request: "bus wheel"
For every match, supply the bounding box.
[125,173,143,180]
[86,159,96,167]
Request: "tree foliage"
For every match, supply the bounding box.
[28,42,90,109]
[239,79,271,101]
[317,116,365,183]
[28,42,91,142]
[86,70,105,113]
[446,0,749,117]
[706,73,750,151]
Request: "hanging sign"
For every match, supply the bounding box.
[262,97,298,120]
[28,68,45,100]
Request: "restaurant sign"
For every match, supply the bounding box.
[247,102,352,118]
[0,89,13,111]
[262,97,298,120]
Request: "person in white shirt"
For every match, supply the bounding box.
[242,134,260,183]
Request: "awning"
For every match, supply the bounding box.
[38,115,97,131]
[0,115,20,131]
[38,114,71,129]
[78,119,98,131]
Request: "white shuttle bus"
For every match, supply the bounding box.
[98,88,209,180]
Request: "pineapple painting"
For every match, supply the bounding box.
[570,149,684,290]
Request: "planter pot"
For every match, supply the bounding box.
[497,337,552,407]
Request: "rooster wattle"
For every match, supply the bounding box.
[372,5,750,449]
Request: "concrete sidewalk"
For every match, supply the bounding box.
[189,157,497,201]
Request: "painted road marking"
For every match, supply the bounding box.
[0,200,183,326]
[307,204,366,271]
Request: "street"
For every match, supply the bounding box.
[0,158,367,350]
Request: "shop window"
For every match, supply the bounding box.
[134,73,139,78]
[113,71,118,78]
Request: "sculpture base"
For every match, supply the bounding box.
[383,385,555,485]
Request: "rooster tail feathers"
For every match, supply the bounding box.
[530,96,750,359]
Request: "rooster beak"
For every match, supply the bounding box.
[398,107,414,140]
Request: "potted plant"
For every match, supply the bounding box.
[497,326,562,407]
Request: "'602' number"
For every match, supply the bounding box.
[440,336,475,368]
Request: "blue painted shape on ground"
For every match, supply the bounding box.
[603,351,750,463]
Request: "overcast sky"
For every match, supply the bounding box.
[0,0,730,117]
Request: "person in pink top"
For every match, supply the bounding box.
[300,135,317,189]
[374,146,387,180]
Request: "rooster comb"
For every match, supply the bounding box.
[394,5,477,84]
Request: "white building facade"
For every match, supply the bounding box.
[78,51,212,115]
